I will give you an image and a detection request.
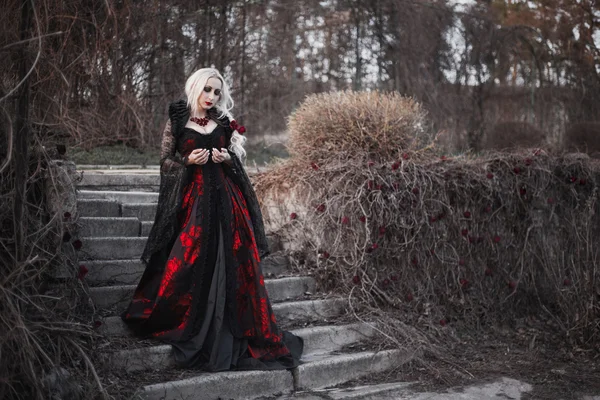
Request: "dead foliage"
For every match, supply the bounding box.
[255,91,600,355]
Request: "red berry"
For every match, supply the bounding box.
[458,258,465,266]
[493,235,501,243]
[78,264,88,279]
[316,204,326,212]
[93,320,102,328]
[524,158,532,166]
[563,278,571,286]
[390,275,398,281]
[63,212,71,219]
[359,216,366,223]
[519,187,527,196]
[238,126,246,134]
[392,162,400,170]
[439,319,447,326]
[429,216,437,223]
[368,161,375,167]
[411,257,418,265]
[378,226,386,236]
[486,172,494,179]
[352,275,360,284]
[322,251,330,259]
[72,240,83,250]
[402,153,409,160]
[579,178,586,185]
[461,228,469,236]
[569,176,577,183]
[412,187,419,194]
[382,278,390,287]
[371,243,379,250]
[463,211,471,218]
[290,212,298,220]
[440,155,447,161]
[341,216,350,225]
[513,167,521,174]
[406,293,413,302]
[459,278,469,287]
[508,280,517,290]
[311,162,319,170]
[367,180,374,190]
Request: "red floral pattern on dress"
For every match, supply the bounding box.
[122,124,293,363]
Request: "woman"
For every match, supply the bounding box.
[121,68,303,371]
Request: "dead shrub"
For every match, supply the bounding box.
[287,91,431,164]
[481,121,546,150]
[564,122,600,156]
[255,93,600,352]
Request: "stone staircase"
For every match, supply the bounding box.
[76,169,416,400]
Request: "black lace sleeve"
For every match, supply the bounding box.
[141,120,189,266]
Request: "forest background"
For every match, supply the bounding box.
[2,0,599,165]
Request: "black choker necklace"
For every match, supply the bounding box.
[190,116,209,127]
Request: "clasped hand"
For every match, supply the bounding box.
[186,148,229,165]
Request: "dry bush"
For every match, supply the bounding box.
[255,92,600,352]
[481,121,546,151]
[564,122,600,157]
[0,143,107,399]
[287,91,431,164]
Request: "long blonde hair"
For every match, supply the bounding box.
[184,68,246,161]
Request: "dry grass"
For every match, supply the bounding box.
[0,142,108,399]
[255,91,600,355]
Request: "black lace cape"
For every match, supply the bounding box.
[140,100,270,268]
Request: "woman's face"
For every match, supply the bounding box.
[198,76,222,112]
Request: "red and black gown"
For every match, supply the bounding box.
[121,109,303,371]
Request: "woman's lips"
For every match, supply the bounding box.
[205,102,213,106]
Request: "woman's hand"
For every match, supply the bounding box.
[185,149,210,165]
[211,148,231,164]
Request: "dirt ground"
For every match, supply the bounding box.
[343,321,600,400]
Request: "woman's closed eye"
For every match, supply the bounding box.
[203,86,221,96]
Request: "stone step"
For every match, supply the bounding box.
[98,298,348,336]
[77,199,119,218]
[140,221,153,236]
[136,349,414,400]
[79,217,141,238]
[78,172,160,191]
[89,276,317,310]
[85,252,291,286]
[77,190,159,203]
[107,323,376,373]
[294,349,413,391]
[79,237,147,260]
[275,381,415,399]
[121,203,157,220]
